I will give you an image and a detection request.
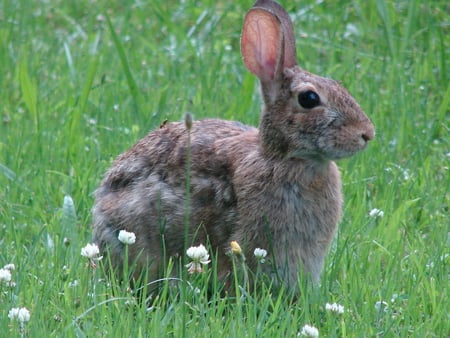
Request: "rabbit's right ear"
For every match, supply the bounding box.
[241,0,297,84]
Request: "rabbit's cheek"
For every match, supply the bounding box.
[314,129,349,159]
[323,129,365,159]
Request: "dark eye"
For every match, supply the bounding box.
[298,90,321,109]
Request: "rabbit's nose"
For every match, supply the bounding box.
[361,125,375,142]
[361,132,371,142]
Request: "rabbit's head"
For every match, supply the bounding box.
[241,0,374,160]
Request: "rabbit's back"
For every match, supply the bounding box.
[92,119,257,278]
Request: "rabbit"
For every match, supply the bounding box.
[92,0,374,289]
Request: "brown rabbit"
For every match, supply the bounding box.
[92,0,374,289]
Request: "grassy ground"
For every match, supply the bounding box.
[0,0,448,336]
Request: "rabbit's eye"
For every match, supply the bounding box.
[298,90,321,109]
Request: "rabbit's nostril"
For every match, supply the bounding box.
[361,130,374,142]
[360,124,375,143]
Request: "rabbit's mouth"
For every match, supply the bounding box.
[317,132,373,160]
[329,144,369,160]
[286,146,365,162]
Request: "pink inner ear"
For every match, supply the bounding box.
[241,9,282,83]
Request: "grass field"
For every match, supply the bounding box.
[0,0,448,336]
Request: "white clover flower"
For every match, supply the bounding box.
[0,268,12,283]
[118,230,136,245]
[425,261,434,269]
[185,244,210,274]
[68,280,80,288]
[186,244,209,260]
[375,300,389,313]
[369,208,384,218]
[390,294,398,303]
[81,243,102,260]
[254,248,268,263]
[8,307,31,322]
[299,324,319,337]
[3,263,15,271]
[325,302,345,314]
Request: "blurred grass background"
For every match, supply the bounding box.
[0,0,448,336]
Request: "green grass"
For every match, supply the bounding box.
[0,0,448,336]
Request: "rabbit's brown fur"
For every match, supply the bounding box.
[92,0,374,289]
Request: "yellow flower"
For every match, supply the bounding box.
[230,241,242,255]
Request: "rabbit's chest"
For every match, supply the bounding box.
[280,181,334,218]
[259,174,342,236]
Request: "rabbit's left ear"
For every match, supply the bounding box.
[241,0,297,84]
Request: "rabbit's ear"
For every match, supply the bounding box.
[253,0,297,69]
[241,0,297,84]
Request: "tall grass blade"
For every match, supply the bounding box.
[375,0,396,60]
[68,53,99,158]
[434,85,450,138]
[18,55,39,134]
[61,195,78,255]
[106,15,142,114]
[0,163,16,181]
